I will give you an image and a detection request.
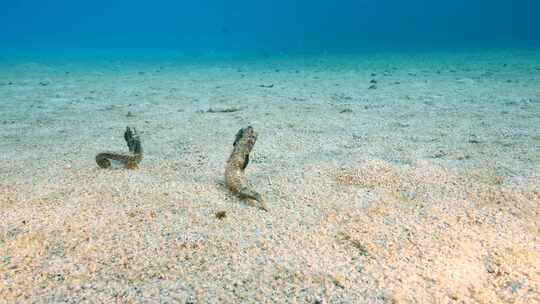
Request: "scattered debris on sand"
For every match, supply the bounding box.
[206,107,242,113]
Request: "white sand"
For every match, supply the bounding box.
[1,50,539,303]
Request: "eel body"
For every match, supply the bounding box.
[96,127,143,169]
[225,126,268,211]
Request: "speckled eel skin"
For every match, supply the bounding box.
[225,126,269,211]
[95,127,143,169]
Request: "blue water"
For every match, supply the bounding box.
[1,0,539,55]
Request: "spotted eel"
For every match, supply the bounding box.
[225,126,268,211]
[95,127,143,169]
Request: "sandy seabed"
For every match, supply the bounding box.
[0,50,539,303]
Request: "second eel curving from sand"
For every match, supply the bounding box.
[225,126,269,211]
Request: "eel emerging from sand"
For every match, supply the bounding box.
[225,126,269,211]
[96,127,143,169]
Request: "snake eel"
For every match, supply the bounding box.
[225,126,268,211]
[96,127,143,169]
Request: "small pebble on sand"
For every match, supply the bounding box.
[215,211,227,219]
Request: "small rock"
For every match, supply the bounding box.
[505,280,522,293]
[215,211,227,219]
[449,293,460,301]
[468,135,481,144]
[332,275,347,289]
[456,154,471,160]
[394,122,410,128]
[432,150,447,159]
